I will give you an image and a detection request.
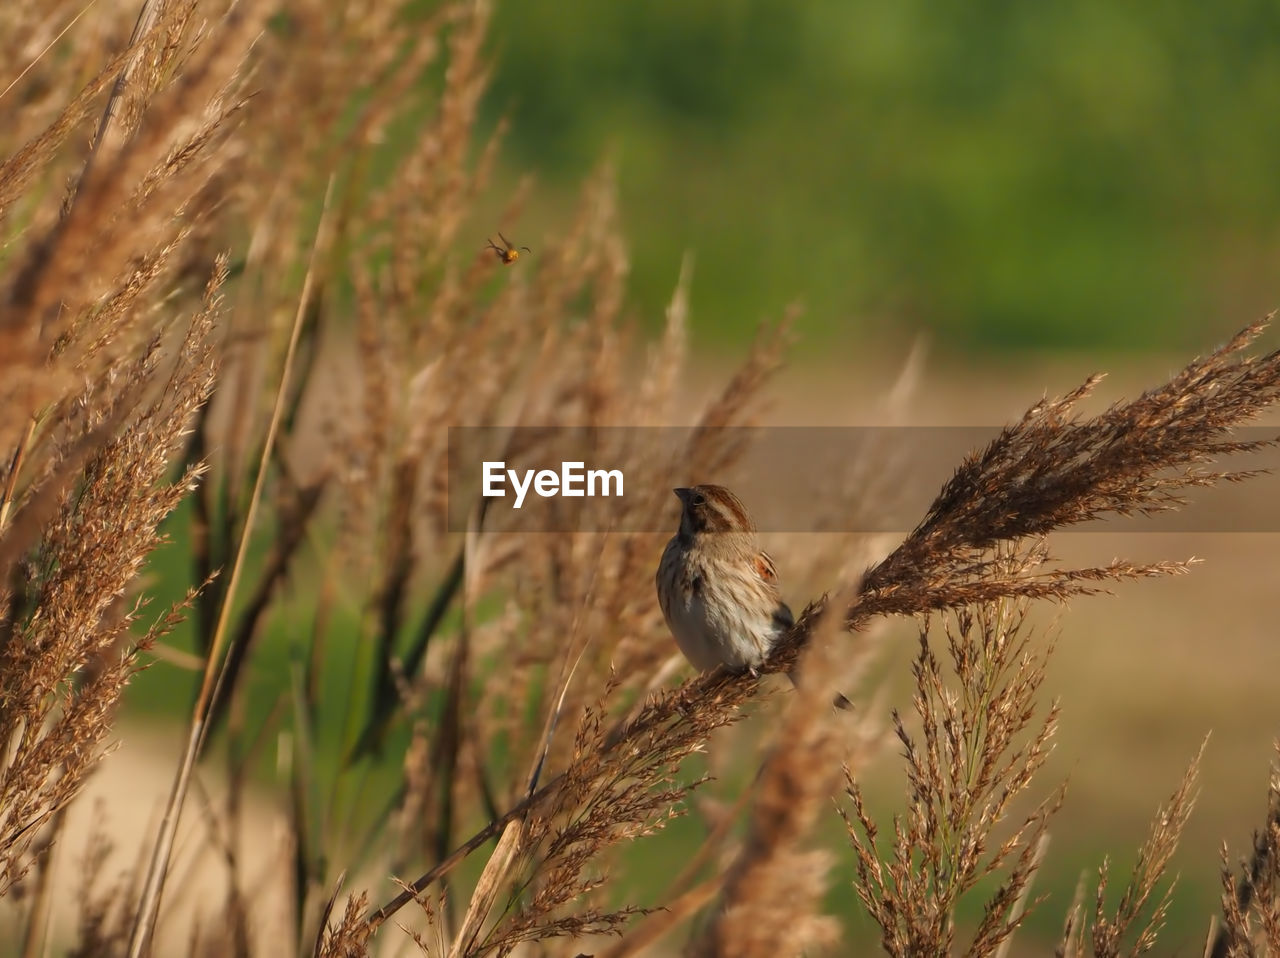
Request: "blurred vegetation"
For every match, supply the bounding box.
[7,0,1280,952]
[484,0,1280,351]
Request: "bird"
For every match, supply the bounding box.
[656,484,794,675]
[656,483,853,709]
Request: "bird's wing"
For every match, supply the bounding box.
[754,550,795,627]
[753,550,779,584]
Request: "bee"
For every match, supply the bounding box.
[486,232,531,266]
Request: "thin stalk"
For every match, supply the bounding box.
[84,0,162,173]
[0,0,102,105]
[18,807,64,958]
[0,417,36,533]
[992,834,1049,958]
[125,174,337,958]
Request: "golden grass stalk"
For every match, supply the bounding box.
[776,316,1280,661]
[842,596,1062,955]
[80,0,165,184]
[124,174,337,957]
[1210,742,1280,957]
[0,258,222,897]
[1060,740,1206,956]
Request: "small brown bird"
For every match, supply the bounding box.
[655,484,792,674]
[485,231,531,266]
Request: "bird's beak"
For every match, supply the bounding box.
[673,487,691,503]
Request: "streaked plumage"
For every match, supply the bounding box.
[655,484,793,673]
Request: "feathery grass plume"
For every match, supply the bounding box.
[324,1,527,765]
[435,677,687,957]
[636,252,693,427]
[600,602,890,957]
[0,2,257,573]
[842,595,1061,956]
[1057,741,1205,957]
[0,262,222,895]
[1210,742,1280,958]
[0,17,239,898]
[0,36,140,224]
[769,316,1280,673]
[2,2,257,386]
[363,645,767,936]
[316,890,372,958]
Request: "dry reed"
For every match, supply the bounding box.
[2,0,1280,956]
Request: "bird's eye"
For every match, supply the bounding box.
[691,493,706,507]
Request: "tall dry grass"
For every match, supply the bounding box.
[2,0,1280,956]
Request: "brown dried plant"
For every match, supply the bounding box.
[0,279,221,895]
[1055,740,1204,957]
[6,0,1280,956]
[0,0,259,950]
[0,0,241,892]
[1210,743,1280,958]
[842,595,1063,956]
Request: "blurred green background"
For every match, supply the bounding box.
[482,0,1280,353]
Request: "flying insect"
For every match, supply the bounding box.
[486,232,531,266]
